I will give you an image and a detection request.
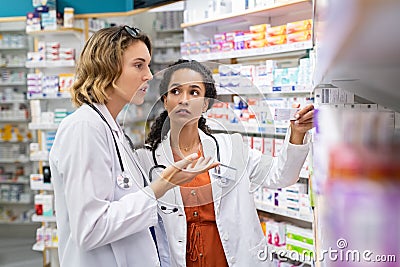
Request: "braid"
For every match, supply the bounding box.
[145,110,169,150]
[198,116,212,135]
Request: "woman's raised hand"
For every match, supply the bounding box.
[150,153,219,199]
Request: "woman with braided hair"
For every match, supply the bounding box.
[135,59,314,267]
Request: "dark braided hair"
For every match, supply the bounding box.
[145,59,217,150]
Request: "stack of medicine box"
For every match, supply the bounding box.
[286,224,314,259]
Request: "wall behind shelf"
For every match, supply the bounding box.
[0,0,133,18]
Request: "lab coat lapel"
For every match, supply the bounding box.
[156,132,184,207]
[199,130,223,211]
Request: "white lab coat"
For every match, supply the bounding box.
[135,128,310,267]
[49,103,160,267]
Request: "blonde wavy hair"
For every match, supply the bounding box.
[70,26,152,107]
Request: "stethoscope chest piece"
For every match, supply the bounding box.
[117,172,133,190]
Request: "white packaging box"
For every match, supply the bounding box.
[252,137,264,153]
[34,195,44,215]
[266,220,286,246]
[42,195,53,217]
[242,135,253,148]
[273,138,284,156]
[36,227,44,246]
[263,138,274,155]
[262,187,274,205]
[44,227,52,246]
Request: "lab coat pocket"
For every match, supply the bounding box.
[249,237,268,262]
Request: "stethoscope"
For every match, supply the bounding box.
[149,131,239,214]
[149,131,220,182]
[86,101,149,190]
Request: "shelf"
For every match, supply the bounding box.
[314,0,400,112]
[0,46,28,50]
[0,201,32,205]
[26,27,83,38]
[0,157,29,163]
[0,63,26,68]
[153,43,181,48]
[182,0,312,28]
[32,242,58,252]
[27,92,71,100]
[25,60,75,68]
[0,140,30,143]
[28,122,59,130]
[0,118,29,123]
[208,120,287,137]
[0,179,29,185]
[155,28,182,33]
[31,214,56,223]
[0,81,26,86]
[217,85,313,95]
[0,221,39,225]
[255,200,313,222]
[184,41,312,61]
[0,99,27,104]
[30,154,49,162]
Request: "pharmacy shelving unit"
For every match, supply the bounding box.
[181,0,315,265]
[151,11,184,73]
[26,28,83,267]
[312,1,400,266]
[0,27,38,227]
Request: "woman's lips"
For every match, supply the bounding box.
[175,109,191,114]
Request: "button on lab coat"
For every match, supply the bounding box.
[136,129,310,266]
[49,103,160,267]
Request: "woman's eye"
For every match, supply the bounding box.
[191,90,200,96]
[134,64,143,69]
[170,89,179,95]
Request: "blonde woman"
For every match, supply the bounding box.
[49,27,217,267]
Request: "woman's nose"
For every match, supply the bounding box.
[178,92,189,104]
[144,67,153,81]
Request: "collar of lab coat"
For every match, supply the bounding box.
[156,128,221,209]
[157,128,217,163]
[92,103,123,137]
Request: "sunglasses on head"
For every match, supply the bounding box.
[110,25,141,43]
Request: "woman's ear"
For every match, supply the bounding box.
[162,95,167,109]
[202,98,210,113]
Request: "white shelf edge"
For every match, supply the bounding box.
[0,99,27,104]
[25,60,75,68]
[216,85,313,95]
[208,120,287,137]
[28,122,59,130]
[181,0,311,28]
[0,46,28,50]
[31,214,56,223]
[27,92,71,100]
[153,43,181,48]
[0,82,26,86]
[0,180,29,185]
[0,118,28,122]
[184,41,312,62]
[32,242,58,252]
[0,64,26,68]
[0,201,32,205]
[255,200,313,222]
[0,157,30,163]
[0,221,39,225]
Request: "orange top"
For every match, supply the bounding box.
[173,149,228,267]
